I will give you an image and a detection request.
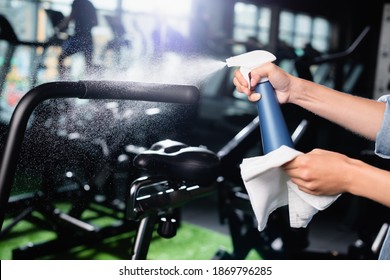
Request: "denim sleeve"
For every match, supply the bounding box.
[372,95,390,260]
[375,95,390,159]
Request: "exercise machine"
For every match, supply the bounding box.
[100,14,131,67]
[0,14,52,93]
[0,80,199,259]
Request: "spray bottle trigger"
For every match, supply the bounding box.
[240,67,252,89]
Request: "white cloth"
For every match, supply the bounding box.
[240,145,340,231]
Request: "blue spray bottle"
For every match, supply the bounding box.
[226,50,294,154]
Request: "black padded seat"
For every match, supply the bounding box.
[133,139,220,187]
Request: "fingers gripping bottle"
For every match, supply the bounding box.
[226,50,294,154]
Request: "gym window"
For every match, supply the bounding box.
[279,11,331,55]
[232,2,332,55]
[232,2,272,54]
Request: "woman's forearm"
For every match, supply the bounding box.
[346,158,390,207]
[291,78,386,140]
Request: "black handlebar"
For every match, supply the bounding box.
[81,80,200,104]
[0,81,200,228]
[311,26,370,65]
[295,26,370,84]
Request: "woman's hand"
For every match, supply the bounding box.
[282,149,354,196]
[232,62,294,104]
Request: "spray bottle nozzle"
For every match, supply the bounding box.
[226,50,276,87]
[226,50,276,68]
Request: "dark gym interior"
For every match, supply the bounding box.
[1,0,390,260]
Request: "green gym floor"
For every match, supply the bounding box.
[0,197,261,260]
